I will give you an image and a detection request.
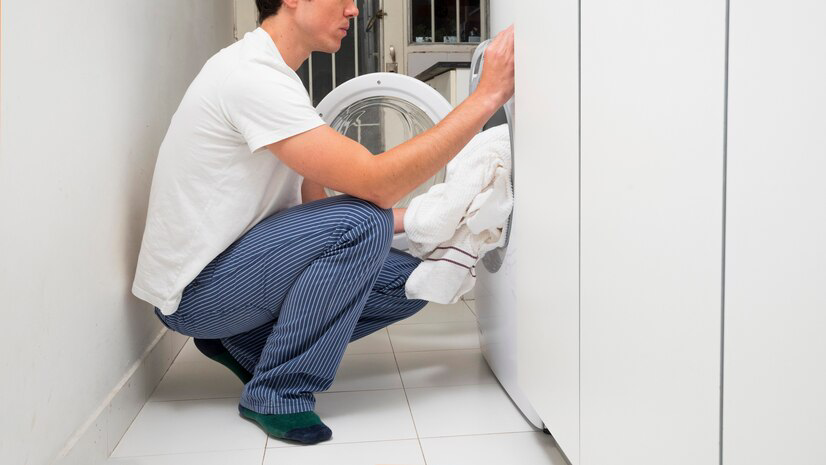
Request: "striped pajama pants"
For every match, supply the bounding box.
[155,195,428,414]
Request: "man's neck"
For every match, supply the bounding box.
[260,16,311,71]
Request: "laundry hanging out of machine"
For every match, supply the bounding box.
[403,124,513,304]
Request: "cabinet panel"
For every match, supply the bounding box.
[580,1,726,463]
[724,2,826,464]
[514,0,581,462]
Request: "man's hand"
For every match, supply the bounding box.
[301,178,328,204]
[392,208,406,234]
[302,178,405,234]
[476,25,515,109]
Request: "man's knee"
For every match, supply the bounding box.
[341,196,394,250]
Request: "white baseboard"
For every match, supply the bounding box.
[56,329,189,465]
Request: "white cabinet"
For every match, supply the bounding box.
[423,68,471,107]
[515,1,825,464]
[723,1,826,464]
[579,1,726,464]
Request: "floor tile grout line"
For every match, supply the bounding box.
[263,430,546,450]
[418,430,543,441]
[461,299,477,316]
[151,379,504,408]
[269,430,542,451]
[111,445,268,460]
[390,347,483,354]
[148,373,501,405]
[147,395,242,404]
[389,326,429,465]
[346,346,481,356]
[150,381,476,405]
[259,444,267,465]
[150,385,406,403]
[390,320,478,327]
[114,429,547,460]
[258,434,268,465]
[341,348,491,360]
[393,320,476,326]
[394,380,500,391]
[265,436,422,450]
[390,347,481,354]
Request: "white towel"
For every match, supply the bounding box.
[404,124,513,304]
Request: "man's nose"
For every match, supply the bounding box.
[345,1,359,19]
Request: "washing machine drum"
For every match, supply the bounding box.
[315,73,453,208]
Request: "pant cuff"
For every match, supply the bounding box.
[239,397,316,415]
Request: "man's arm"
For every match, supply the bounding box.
[271,26,514,210]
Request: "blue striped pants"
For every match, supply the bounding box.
[155,195,428,414]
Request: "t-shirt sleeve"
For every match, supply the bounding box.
[221,65,326,153]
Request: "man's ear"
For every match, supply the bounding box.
[281,0,300,9]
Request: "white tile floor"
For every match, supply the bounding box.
[108,301,568,465]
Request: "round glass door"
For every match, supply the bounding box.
[324,96,446,208]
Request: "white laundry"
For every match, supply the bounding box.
[404,124,513,304]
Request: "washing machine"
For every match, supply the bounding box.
[469,41,544,430]
[316,73,452,249]
[316,43,542,430]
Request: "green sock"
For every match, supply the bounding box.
[193,338,253,384]
[239,406,333,444]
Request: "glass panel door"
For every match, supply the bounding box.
[324,96,446,208]
[410,0,483,44]
[299,0,382,105]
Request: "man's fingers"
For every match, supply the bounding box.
[490,25,515,54]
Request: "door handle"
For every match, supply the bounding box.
[387,45,398,73]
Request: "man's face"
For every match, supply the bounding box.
[294,0,359,54]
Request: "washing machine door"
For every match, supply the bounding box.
[317,73,453,201]
[469,41,542,429]
[316,73,453,249]
[469,40,515,273]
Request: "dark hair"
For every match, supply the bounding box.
[256,0,284,24]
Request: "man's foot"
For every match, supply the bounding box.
[193,338,253,384]
[239,406,332,444]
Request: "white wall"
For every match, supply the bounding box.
[0,2,234,464]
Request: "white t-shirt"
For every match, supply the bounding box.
[132,28,325,315]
